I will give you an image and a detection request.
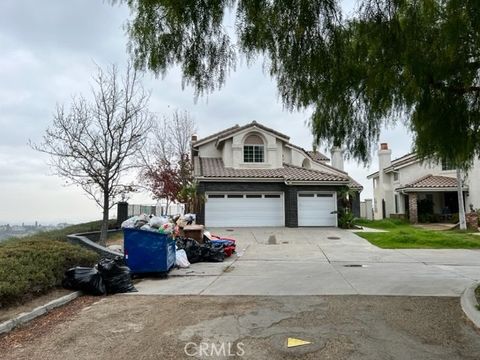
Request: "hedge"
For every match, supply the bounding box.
[0,222,106,308]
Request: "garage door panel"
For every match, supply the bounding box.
[298,193,336,227]
[205,193,284,227]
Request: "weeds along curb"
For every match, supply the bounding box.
[461,282,480,329]
[0,291,81,334]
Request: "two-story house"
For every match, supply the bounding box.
[367,143,479,223]
[192,121,363,227]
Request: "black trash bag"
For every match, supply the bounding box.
[200,241,225,262]
[175,237,203,263]
[62,267,106,296]
[176,237,225,263]
[97,257,137,294]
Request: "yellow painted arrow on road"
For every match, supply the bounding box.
[287,337,312,348]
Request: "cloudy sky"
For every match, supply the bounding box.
[0,0,412,225]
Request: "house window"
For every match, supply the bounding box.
[393,172,399,181]
[395,195,399,213]
[243,134,264,163]
[442,159,455,171]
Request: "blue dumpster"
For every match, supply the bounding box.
[123,228,176,274]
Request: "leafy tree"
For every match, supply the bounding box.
[116,0,480,167]
[143,160,182,213]
[33,64,153,244]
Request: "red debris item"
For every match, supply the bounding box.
[223,245,235,257]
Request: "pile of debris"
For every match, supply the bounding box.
[120,214,236,269]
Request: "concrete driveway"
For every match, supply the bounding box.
[134,227,480,297]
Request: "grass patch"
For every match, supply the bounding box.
[355,219,480,249]
[0,221,110,308]
[355,218,409,230]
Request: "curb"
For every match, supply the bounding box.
[0,291,81,335]
[461,282,480,329]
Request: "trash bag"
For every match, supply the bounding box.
[201,241,225,262]
[176,237,203,263]
[175,249,190,268]
[176,237,225,263]
[97,257,137,294]
[149,216,169,229]
[62,267,106,296]
[121,216,137,229]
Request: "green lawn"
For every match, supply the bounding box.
[355,219,480,249]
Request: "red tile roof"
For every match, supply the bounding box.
[397,174,463,190]
[199,158,350,182]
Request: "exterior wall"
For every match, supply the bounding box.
[198,141,222,158]
[196,181,349,227]
[465,158,480,209]
[283,146,292,164]
[290,147,307,167]
[276,139,284,167]
[221,139,233,167]
[230,128,282,169]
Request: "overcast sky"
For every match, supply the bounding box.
[0,0,412,225]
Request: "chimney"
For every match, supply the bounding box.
[191,134,198,142]
[378,142,392,171]
[331,146,344,171]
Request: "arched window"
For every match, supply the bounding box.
[243,134,264,163]
[302,158,311,169]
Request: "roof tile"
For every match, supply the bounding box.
[398,174,461,189]
[199,158,349,182]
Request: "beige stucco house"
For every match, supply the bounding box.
[367,143,480,223]
[192,121,363,227]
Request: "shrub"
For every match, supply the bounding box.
[0,236,99,308]
[450,213,459,224]
[338,211,356,229]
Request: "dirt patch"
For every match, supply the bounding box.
[0,295,98,352]
[1,295,480,360]
[0,288,72,323]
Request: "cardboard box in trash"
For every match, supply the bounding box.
[183,225,204,243]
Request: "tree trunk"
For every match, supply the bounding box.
[456,168,466,230]
[100,190,109,246]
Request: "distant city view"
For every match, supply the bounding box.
[0,222,72,242]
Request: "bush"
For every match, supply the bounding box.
[338,211,356,229]
[450,213,459,224]
[0,236,99,308]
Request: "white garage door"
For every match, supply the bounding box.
[205,193,284,227]
[298,192,337,226]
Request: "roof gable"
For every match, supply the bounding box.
[193,121,289,147]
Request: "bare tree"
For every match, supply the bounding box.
[32,63,153,245]
[144,110,196,164]
[140,110,196,211]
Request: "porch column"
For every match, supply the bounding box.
[408,193,418,224]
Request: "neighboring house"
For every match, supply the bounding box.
[367,143,478,223]
[191,121,363,227]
